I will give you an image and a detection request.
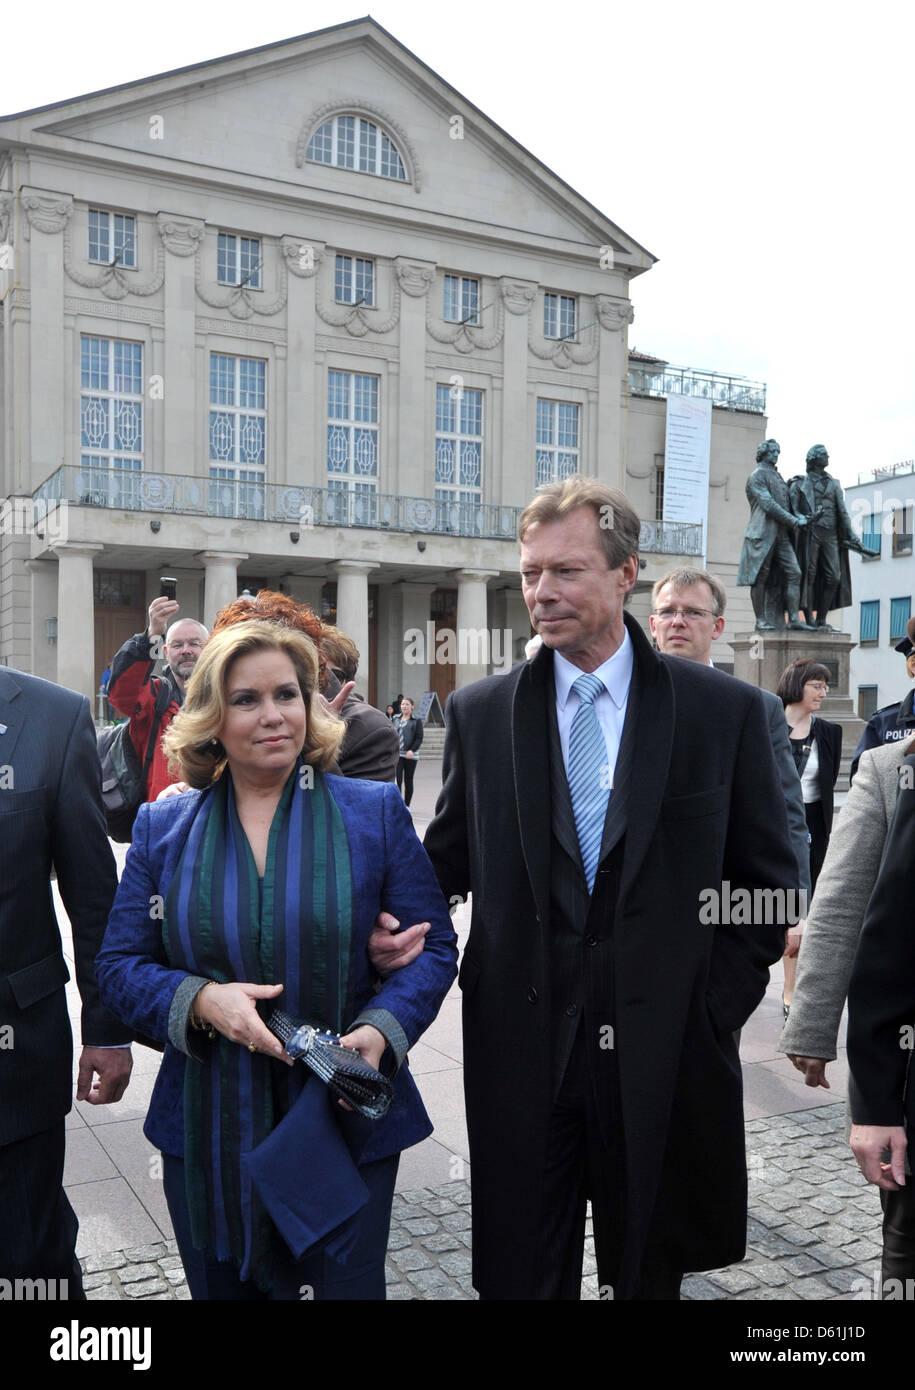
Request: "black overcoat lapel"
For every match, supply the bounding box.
[617,615,675,903]
[511,647,553,931]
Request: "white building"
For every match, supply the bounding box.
[842,460,915,717]
[1,18,769,706]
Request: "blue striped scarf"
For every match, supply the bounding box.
[162,762,355,1288]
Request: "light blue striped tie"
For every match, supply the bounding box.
[568,673,610,894]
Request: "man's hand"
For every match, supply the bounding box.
[147,595,179,640]
[156,781,190,801]
[850,1124,907,1189]
[368,911,429,978]
[319,681,355,717]
[788,1054,830,1088]
[76,1046,133,1105]
[405,749,415,759]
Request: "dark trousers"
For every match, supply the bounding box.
[881,1183,915,1295]
[0,1123,85,1297]
[524,1031,682,1301]
[163,1152,398,1300]
[805,799,829,894]
[396,756,417,807]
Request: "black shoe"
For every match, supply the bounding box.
[782,1001,790,1020]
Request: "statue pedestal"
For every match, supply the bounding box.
[732,628,864,784]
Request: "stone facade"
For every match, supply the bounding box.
[0,19,767,704]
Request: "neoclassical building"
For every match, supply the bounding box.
[0,18,767,707]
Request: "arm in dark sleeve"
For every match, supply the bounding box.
[850,716,881,784]
[706,691,798,1033]
[50,697,132,1047]
[766,697,811,898]
[422,694,471,907]
[338,707,399,782]
[847,758,915,1125]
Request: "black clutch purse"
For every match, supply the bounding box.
[265,1008,394,1121]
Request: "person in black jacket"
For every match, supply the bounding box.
[395,697,423,807]
[777,658,843,895]
[848,750,915,1294]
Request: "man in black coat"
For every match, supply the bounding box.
[422,477,797,1300]
[0,668,133,1293]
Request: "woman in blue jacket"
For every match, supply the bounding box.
[96,621,457,1300]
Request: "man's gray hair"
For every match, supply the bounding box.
[165,619,209,645]
[651,568,727,616]
[518,476,640,571]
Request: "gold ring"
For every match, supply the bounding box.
[248,1042,257,1053]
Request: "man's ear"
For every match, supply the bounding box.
[711,616,726,642]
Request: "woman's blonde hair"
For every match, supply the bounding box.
[162,620,344,787]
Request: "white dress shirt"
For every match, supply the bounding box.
[553,631,634,791]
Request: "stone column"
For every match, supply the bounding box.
[22,190,72,486]
[394,580,437,704]
[199,551,248,628]
[499,279,537,507]
[158,216,205,477]
[26,559,58,682]
[595,296,635,487]
[52,542,102,699]
[394,258,435,499]
[282,236,325,486]
[333,561,379,699]
[454,568,499,688]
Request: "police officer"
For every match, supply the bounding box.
[850,616,915,782]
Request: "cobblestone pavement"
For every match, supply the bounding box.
[82,1102,882,1301]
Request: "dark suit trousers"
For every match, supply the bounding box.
[881,1185,915,1293]
[0,1122,85,1296]
[527,1027,682,1301]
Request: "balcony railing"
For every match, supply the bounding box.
[33,467,523,540]
[629,365,766,414]
[638,519,703,556]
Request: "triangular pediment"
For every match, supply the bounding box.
[0,19,654,269]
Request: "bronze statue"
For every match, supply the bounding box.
[737,440,814,631]
[789,445,879,630]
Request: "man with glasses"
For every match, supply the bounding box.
[107,598,208,804]
[649,566,811,906]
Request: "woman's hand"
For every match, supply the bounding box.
[784,918,805,958]
[156,781,190,801]
[338,1023,386,1072]
[194,981,293,1064]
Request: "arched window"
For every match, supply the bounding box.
[306,114,408,181]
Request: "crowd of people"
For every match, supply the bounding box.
[3,473,913,1302]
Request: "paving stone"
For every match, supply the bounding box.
[175,1286,192,1301]
[119,1262,160,1284]
[438,1250,473,1277]
[157,1255,184,1271]
[81,1253,127,1274]
[123,1244,167,1261]
[825,1267,873,1294]
[386,1283,415,1300]
[123,1278,169,1298]
[681,1275,728,1300]
[163,1269,188,1286]
[809,1193,846,1215]
[421,1233,461,1253]
[423,1199,458,1216]
[403,1218,439,1237]
[756,1191,799,1212]
[87,1286,123,1301]
[777,1207,829,1230]
[384,1263,400,1284]
[842,1239,883,1262]
[406,1266,452,1292]
[391,1204,428,1222]
[773,1223,820,1247]
[705,1267,760,1294]
[81,1272,112,1291]
[783,1254,827,1276]
[423,1283,467,1299]
[390,1247,432,1272]
[747,1230,804,1259]
[831,1208,881,1234]
[439,1210,472,1233]
[741,1262,790,1287]
[738,1287,797,1300]
[398,1187,433,1204]
[795,1277,839,1300]
[165,1241,179,1256]
[798,1243,853,1270]
[385,1229,411,1251]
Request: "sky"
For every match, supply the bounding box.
[6,0,913,487]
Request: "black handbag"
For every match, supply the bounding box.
[265,1008,394,1120]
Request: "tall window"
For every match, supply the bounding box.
[861,509,882,556]
[306,114,407,181]
[890,596,912,642]
[858,686,879,721]
[543,293,576,340]
[436,385,483,532]
[88,210,136,267]
[892,505,913,556]
[326,370,379,524]
[443,275,479,325]
[860,600,879,646]
[334,255,374,306]
[209,354,266,518]
[535,400,580,486]
[655,455,665,522]
[80,336,143,506]
[217,233,261,288]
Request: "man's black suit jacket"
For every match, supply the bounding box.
[0,668,127,1147]
[424,613,797,1298]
